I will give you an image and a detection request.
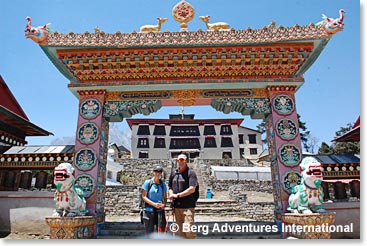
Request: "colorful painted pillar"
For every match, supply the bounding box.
[266,86,303,228]
[73,90,109,234]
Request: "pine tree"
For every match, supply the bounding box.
[318,142,334,155]
[331,123,360,155]
[297,114,311,152]
[256,120,267,145]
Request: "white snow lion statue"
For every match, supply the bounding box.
[287,157,326,214]
[53,162,88,217]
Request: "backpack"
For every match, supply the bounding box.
[191,171,200,202]
[139,178,164,209]
[173,168,199,202]
[139,178,164,224]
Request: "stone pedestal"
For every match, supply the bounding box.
[281,213,336,239]
[45,216,97,239]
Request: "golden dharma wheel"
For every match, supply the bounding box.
[172,0,195,30]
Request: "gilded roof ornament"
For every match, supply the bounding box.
[199,15,230,31]
[139,17,168,33]
[172,0,195,31]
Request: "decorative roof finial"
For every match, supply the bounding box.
[316,9,345,34]
[24,16,52,45]
[172,0,195,32]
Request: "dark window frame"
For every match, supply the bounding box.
[153,125,166,135]
[169,126,200,136]
[220,125,233,135]
[204,137,217,148]
[249,148,258,155]
[137,125,150,135]
[203,125,216,135]
[154,138,166,148]
[221,137,234,147]
[248,134,257,144]
[138,152,149,159]
[137,138,149,148]
[169,138,201,149]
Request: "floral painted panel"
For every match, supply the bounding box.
[75,148,97,171]
[80,99,101,120]
[273,94,295,115]
[77,123,99,145]
[276,118,298,140]
[279,144,302,167]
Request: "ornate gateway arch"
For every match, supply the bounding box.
[25,0,344,235]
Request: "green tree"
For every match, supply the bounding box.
[256,120,267,145]
[298,114,311,152]
[318,142,334,155]
[331,123,360,155]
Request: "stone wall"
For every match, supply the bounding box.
[209,180,273,193]
[104,185,140,216]
[117,159,173,185]
[200,159,254,167]
[103,185,275,221]
[242,202,275,221]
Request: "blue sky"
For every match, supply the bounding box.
[0,0,361,151]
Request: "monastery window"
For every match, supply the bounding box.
[204,137,217,148]
[137,138,149,148]
[169,138,200,149]
[239,134,244,144]
[169,126,200,136]
[203,125,216,135]
[153,125,166,135]
[250,148,258,155]
[220,137,233,147]
[137,125,150,135]
[220,125,233,135]
[139,151,149,159]
[154,138,166,148]
[248,134,257,144]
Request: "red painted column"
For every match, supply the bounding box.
[73,90,109,227]
[267,86,303,225]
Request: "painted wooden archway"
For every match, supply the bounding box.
[25,0,344,233]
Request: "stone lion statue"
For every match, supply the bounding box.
[287,157,326,214]
[53,162,88,217]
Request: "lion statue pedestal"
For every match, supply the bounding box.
[282,157,336,239]
[45,216,97,239]
[282,213,336,239]
[46,162,97,239]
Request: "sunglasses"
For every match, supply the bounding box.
[178,158,186,162]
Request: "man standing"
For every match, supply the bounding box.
[168,154,198,239]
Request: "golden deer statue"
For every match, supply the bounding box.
[140,17,168,33]
[199,15,230,31]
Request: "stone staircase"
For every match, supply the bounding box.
[190,162,208,199]
[179,199,242,216]
[97,220,281,239]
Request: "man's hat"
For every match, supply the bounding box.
[153,165,163,172]
[177,154,187,161]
